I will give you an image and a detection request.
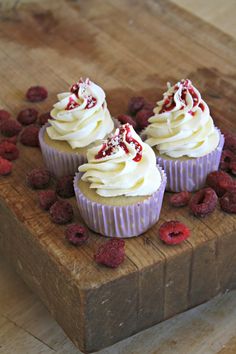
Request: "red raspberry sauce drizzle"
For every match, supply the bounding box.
[65,97,80,110]
[95,124,143,162]
[69,78,97,110]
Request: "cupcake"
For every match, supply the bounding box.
[144,79,224,192]
[74,123,166,238]
[39,78,115,177]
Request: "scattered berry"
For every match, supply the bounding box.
[189,187,218,217]
[26,86,48,102]
[0,119,22,137]
[20,125,39,147]
[116,114,137,129]
[223,131,236,153]
[230,160,236,175]
[26,168,51,189]
[38,112,51,126]
[220,191,236,214]
[169,191,191,207]
[220,149,235,171]
[50,200,73,224]
[0,142,19,161]
[143,101,155,112]
[128,96,146,115]
[0,135,18,145]
[136,109,152,130]
[159,220,190,245]
[0,109,11,123]
[0,157,12,175]
[94,239,125,268]
[38,189,57,210]
[65,224,88,246]
[206,171,233,197]
[56,175,75,198]
[17,108,38,125]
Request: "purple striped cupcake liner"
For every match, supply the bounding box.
[156,128,224,192]
[73,168,167,238]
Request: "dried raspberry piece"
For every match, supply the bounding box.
[17,108,38,125]
[26,168,51,189]
[128,96,146,115]
[56,175,75,198]
[159,220,190,245]
[38,189,57,210]
[94,239,125,268]
[38,112,51,126]
[26,86,48,102]
[206,171,233,197]
[220,149,235,171]
[230,160,236,175]
[136,109,153,130]
[0,119,22,137]
[20,125,39,147]
[116,114,137,129]
[1,135,18,145]
[189,187,218,217]
[0,109,11,123]
[65,224,88,246]
[223,131,236,153]
[220,191,236,213]
[50,200,73,224]
[169,191,191,207]
[0,157,12,176]
[0,142,19,161]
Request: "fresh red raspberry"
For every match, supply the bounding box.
[159,220,190,245]
[38,189,57,210]
[94,239,125,268]
[230,160,236,175]
[26,168,51,189]
[136,109,153,130]
[65,224,88,246]
[38,112,51,126]
[220,149,235,171]
[50,200,73,224]
[0,109,11,123]
[223,131,236,153]
[206,171,233,197]
[220,191,236,214]
[169,191,191,207]
[0,157,12,175]
[56,175,75,198]
[128,96,146,115]
[189,187,218,217]
[17,108,38,125]
[0,119,22,137]
[26,86,48,102]
[116,114,137,129]
[20,125,39,147]
[1,135,18,144]
[0,142,19,161]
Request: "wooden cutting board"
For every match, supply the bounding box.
[0,0,236,353]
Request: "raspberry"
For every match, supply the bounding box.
[50,200,73,224]
[65,224,88,246]
[220,191,236,214]
[189,187,218,217]
[0,157,12,175]
[1,135,18,144]
[136,109,153,130]
[26,168,51,189]
[0,109,11,123]
[206,171,233,197]
[116,114,137,129]
[128,96,146,115]
[0,119,22,137]
[230,160,236,175]
[223,131,236,153]
[17,108,38,125]
[143,101,155,112]
[220,149,235,171]
[169,191,191,207]
[20,125,39,147]
[159,220,190,245]
[38,112,51,126]
[38,189,57,210]
[56,175,75,198]
[26,86,48,102]
[0,142,19,161]
[94,239,125,268]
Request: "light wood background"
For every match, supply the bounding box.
[0,0,236,353]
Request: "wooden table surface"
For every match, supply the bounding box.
[0,0,236,353]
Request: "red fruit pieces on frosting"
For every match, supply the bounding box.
[159,220,190,245]
[50,200,73,224]
[0,142,19,161]
[26,86,48,102]
[220,149,235,171]
[0,157,12,176]
[169,191,191,207]
[94,239,125,268]
[206,170,233,197]
[65,224,88,246]
[20,125,40,147]
[128,96,146,115]
[220,191,236,214]
[0,109,11,123]
[116,114,137,130]
[17,108,38,125]
[56,175,75,198]
[136,109,153,130]
[38,112,51,126]
[223,131,236,153]
[26,168,51,189]
[0,119,22,137]
[38,189,57,210]
[189,187,218,217]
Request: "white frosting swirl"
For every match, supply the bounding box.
[79,124,162,197]
[145,79,220,158]
[47,78,114,149]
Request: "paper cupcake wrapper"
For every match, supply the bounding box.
[73,168,167,238]
[156,128,224,192]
